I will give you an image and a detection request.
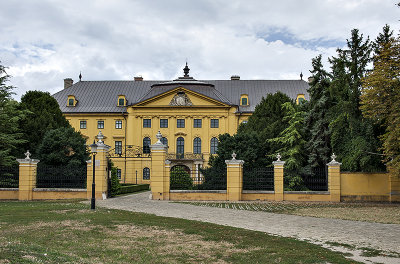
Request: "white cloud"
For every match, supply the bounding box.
[0,0,399,99]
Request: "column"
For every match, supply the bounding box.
[327,154,341,202]
[87,131,111,200]
[273,154,285,201]
[226,153,244,201]
[389,168,400,203]
[17,151,40,201]
[150,131,168,200]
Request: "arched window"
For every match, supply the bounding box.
[210,137,218,154]
[143,167,150,180]
[177,137,184,154]
[161,137,168,147]
[143,137,151,153]
[193,137,201,154]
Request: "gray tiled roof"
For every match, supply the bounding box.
[53,79,309,113]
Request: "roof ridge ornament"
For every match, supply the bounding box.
[183,62,190,77]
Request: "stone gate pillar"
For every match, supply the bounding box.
[17,151,40,201]
[87,131,110,200]
[150,131,169,200]
[226,153,244,201]
[327,153,341,202]
[273,154,285,201]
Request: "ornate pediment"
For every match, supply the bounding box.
[169,92,193,106]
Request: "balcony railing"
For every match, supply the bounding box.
[166,153,203,160]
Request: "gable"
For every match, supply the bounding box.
[133,87,230,108]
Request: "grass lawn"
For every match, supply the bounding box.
[181,201,400,224]
[0,200,359,264]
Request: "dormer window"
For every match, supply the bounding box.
[67,95,77,107]
[296,94,306,105]
[240,94,249,106]
[118,95,126,106]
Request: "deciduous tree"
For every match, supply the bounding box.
[361,36,400,175]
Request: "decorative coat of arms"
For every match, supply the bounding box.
[169,92,193,106]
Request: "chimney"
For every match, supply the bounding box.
[231,75,240,80]
[308,77,314,83]
[64,78,73,89]
[134,76,143,81]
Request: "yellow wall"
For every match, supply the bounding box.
[0,189,19,200]
[32,190,87,200]
[341,172,390,201]
[169,191,227,201]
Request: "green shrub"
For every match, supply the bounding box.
[110,167,121,197]
[119,184,150,194]
[170,167,193,190]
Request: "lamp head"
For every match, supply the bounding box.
[90,140,98,154]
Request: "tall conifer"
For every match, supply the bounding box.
[305,55,332,168]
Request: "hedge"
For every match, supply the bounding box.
[119,184,150,195]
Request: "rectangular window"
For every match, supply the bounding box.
[68,98,74,106]
[80,121,86,129]
[194,119,202,128]
[97,120,104,129]
[241,97,248,105]
[177,119,185,128]
[118,98,125,106]
[115,120,122,129]
[160,119,168,128]
[116,169,121,180]
[211,119,219,128]
[143,119,151,128]
[115,141,122,155]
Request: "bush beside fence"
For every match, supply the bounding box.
[119,184,150,194]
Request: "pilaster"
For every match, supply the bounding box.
[225,153,244,201]
[273,158,285,201]
[327,154,341,202]
[17,151,40,201]
[150,131,169,200]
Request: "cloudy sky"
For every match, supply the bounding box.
[1,0,399,100]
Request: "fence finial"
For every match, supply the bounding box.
[156,131,162,144]
[276,153,281,162]
[232,152,237,160]
[24,150,31,160]
[331,153,337,162]
[97,131,104,143]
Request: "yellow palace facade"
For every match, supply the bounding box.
[53,64,309,184]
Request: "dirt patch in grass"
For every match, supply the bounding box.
[291,206,400,224]
[104,224,258,263]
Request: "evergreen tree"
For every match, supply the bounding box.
[329,29,384,172]
[305,55,332,168]
[238,92,292,162]
[36,127,89,167]
[19,90,70,156]
[0,62,27,166]
[268,102,306,171]
[373,24,393,56]
[344,29,371,115]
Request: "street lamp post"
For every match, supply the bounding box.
[90,140,98,210]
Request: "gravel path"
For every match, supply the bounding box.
[96,192,400,263]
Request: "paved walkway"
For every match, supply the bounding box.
[97,192,400,262]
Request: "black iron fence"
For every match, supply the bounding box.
[284,166,328,191]
[243,167,274,191]
[170,165,226,190]
[0,166,19,188]
[37,164,87,189]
